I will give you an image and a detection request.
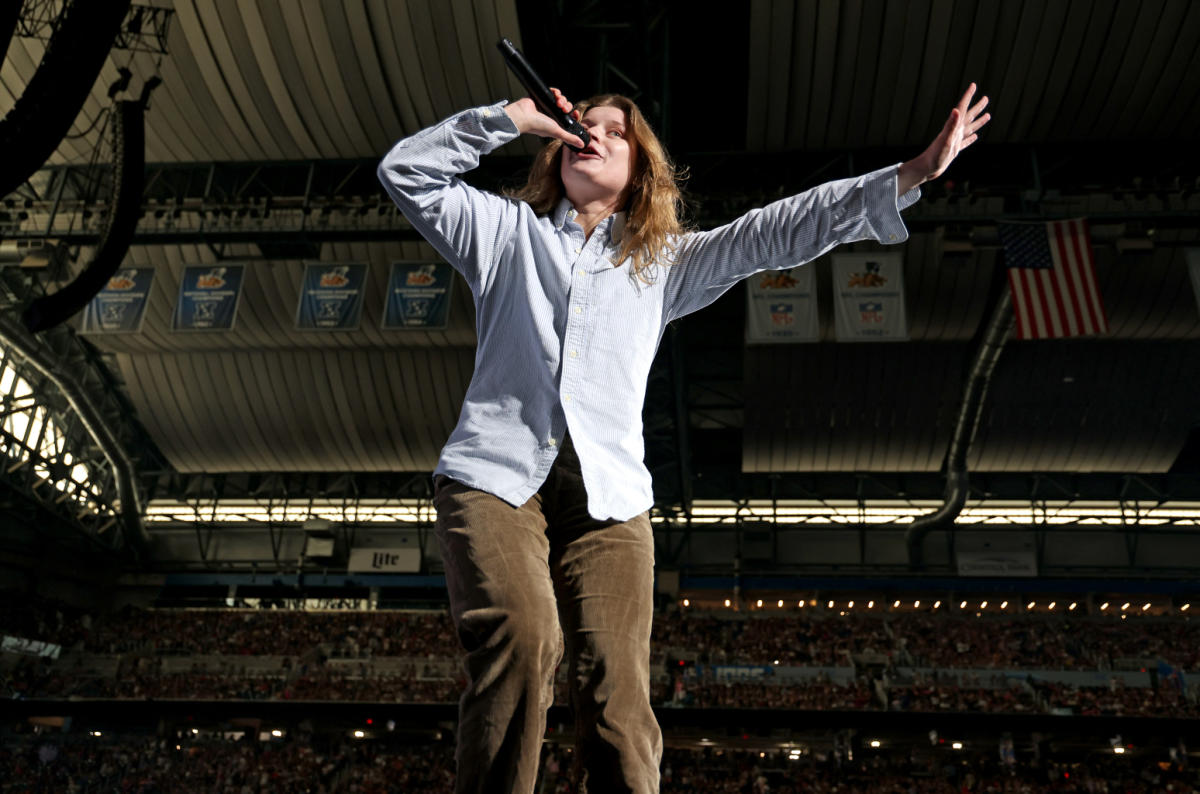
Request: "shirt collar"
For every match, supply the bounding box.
[552,198,573,229]
[554,198,627,247]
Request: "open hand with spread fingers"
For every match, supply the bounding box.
[898,84,991,195]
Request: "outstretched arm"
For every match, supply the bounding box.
[663,84,992,321]
[898,83,991,195]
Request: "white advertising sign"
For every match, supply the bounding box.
[955,550,1038,577]
[347,547,421,573]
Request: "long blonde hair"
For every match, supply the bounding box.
[506,94,687,280]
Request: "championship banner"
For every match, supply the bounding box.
[1187,248,1200,317]
[832,252,908,341]
[745,266,818,343]
[383,261,453,330]
[296,262,367,330]
[173,264,244,331]
[82,267,154,333]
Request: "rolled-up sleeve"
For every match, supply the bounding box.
[377,102,522,295]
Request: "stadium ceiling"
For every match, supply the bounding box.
[1,0,1199,557]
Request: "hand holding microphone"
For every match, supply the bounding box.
[497,38,590,152]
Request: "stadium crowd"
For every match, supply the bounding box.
[1,734,1195,793]
[5,592,1197,672]
[4,591,1198,718]
[4,590,1195,671]
[7,659,1198,718]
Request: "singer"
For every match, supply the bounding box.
[378,86,989,793]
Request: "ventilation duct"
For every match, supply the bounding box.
[0,0,19,67]
[22,99,145,332]
[905,288,1015,568]
[0,0,131,198]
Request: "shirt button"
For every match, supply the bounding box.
[563,394,572,403]
[889,234,897,241]
[548,438,557,447]
[574,247,582,254]
[574,307,582,314]
[569,350,578,358]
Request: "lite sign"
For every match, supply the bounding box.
[347,547,421,573]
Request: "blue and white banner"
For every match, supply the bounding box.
[82,267,154,333]
[173,264,244,331]
[832,252,908,341]
[296,262,367,330]
[383,261,453,330]
[746,265,818,343]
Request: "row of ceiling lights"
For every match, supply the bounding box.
[682,598,1190,613]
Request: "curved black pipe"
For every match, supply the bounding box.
[0,0,131,198]
[0,0,21,68]
[22,99,144,332]
[905,288,1014,568]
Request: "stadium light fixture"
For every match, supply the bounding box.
[1142,603,1151,611]
[724,599,731,607]
[1027,601,1035,610]
[959,600,967,609]
[1000,601,1008,609]
[798,601,805,608]
[848,600,854,608]
[1182,604,1191,611]
[1048,602,1056,610]
[1069,602,1077,610]
[683,599,689,607]
[1100,602,1109,610]
[778,600,784,608]
[868,600,874,608]
[893,600,901,608]
[980,601,987,609]
[828,600,835,608]
[914,600,920,608]
[149,497,1200,525]
[933,600,941,609]
[1121,602,1130,611]
[757,599,764,608]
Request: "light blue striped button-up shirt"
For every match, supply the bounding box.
[378,102,919,521]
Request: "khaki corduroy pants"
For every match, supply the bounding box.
[434,436,661,794]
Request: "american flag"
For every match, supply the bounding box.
[998,219,1108,340]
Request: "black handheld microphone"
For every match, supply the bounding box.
[497,38,590,152]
